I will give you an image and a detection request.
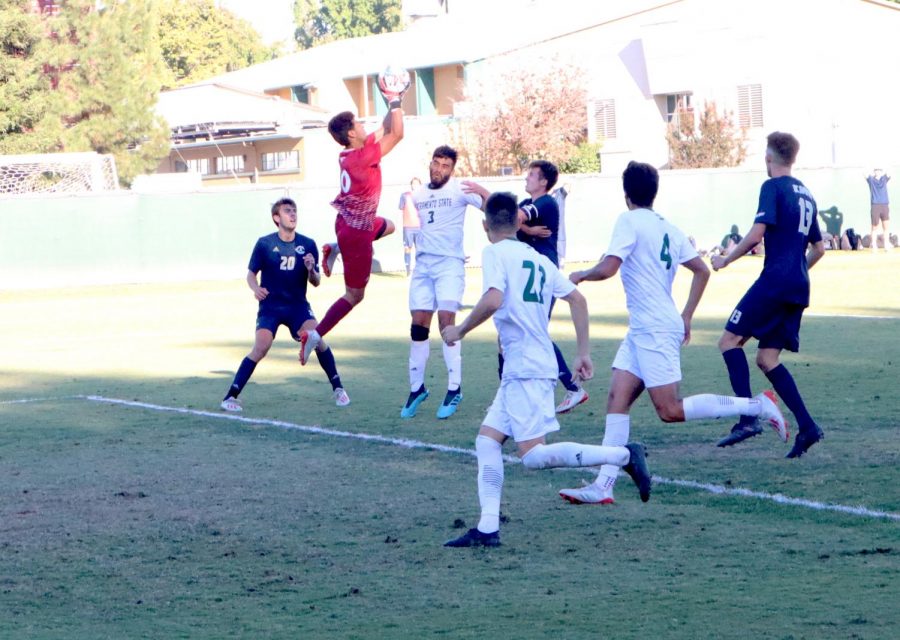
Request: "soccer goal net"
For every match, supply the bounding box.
[0,152,119,196]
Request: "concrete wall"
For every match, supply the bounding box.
[1,165,891,290]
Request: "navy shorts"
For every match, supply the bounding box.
[725,283,805,352]
[256,303,315,340]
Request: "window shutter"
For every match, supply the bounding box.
[737,84,763,128]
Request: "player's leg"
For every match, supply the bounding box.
[222,325,275,411]
[718,329,761,444]
[547,297,587,413]
[434,258,465,418]
[445,396,511,547]
[871,207,880,252]
[882,213,890,251]
[373,216,395,241]
[297,316,348,407]
[402,228,414,276]
[402,308,433,418]
[756,308,823,457]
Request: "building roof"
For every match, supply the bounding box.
[203,0,675,93]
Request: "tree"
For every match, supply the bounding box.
[158,0,276,88]
[453,56,589,175]
[665,101,747,169]
[294,0,402,49]
[0,0,64,154]
[48,0,171,185]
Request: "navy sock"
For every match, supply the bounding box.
[765,364,817,433]
[225,357,257,400]
[722,348,755,425]
[553,342,578,391]
[315,346,343,390]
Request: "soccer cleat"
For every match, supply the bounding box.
[298,329,320,366]
[622,443,652,503]
[559,484,615,505]
[443,527,500,548]
[321,243,339,278]
[785,426,824,459]
[220,397,242,413]
[556,387,589,414]
[400,385,429,418]
[333,387,350,407]
[436,387,462,419]
[755,390,789,442]
[716,420,764,447]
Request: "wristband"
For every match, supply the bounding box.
[389,98,402,110]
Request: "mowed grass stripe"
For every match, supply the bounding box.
[69,393,900,523]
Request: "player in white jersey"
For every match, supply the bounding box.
[557,161,787,506]
[401,146,484,420]
[440,192,652,548]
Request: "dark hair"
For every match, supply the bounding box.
[622,161,658,208]
[484,192,519,230]
[328,111,356,147]
[766,131,799,166]
[271,197,297,218]
[529,160,559,192]
[432,145,458,166]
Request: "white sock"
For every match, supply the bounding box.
[596,413,629,490]
[476,435,503,534]
[682,394,761,421]
[521,442,629,470]
[442,340,461,391]
[409,339,429,392]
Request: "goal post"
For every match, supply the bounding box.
[0,152,119,196]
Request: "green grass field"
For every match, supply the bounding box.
[1,251,899,639]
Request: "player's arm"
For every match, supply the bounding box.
[679,256,710,345]
[246,270,267,301]
[517,211,552,238]
[377,104,404,157]
[569,254,622,284]
[440,288,503,345]
[806,240,826,270]
[304,253,320,287]
[461,180,491,210]
[710,222,765,271]
[560,287,593,381]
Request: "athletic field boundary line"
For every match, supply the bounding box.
[60,394,897,523]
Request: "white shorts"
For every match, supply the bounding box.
[409,253,465,312]
[483,379,560,442]
[611,330,683,388]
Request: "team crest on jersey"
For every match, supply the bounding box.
[294,246,306,255]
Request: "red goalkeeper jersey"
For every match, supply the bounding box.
[331,132,383,231]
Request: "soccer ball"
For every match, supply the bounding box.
[377,65,411,100]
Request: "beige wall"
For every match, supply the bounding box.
[433,64,463,116]
[160,138,305,187]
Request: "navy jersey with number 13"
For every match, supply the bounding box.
[755,176,822,306]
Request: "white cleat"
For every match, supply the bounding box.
[333,387,350,407]
[299,329,321,366]
[556,387,589,414]
[559,484,615,505]
[756,390,789,442]
[220,397,242,413]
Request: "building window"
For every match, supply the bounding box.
[261,151,300,172]
[590,98,617,140]
[177,157,210,175]
[665,93,692,123]
[216,155,245,174]
[737,84,763,128]
[291,85,310,104]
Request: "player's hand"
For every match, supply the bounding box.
[441,325,463,346]
[461,180,489,199]
[303,253,316,271]
[569,271,583,285]
[254,287,269,302]
[573,356,594,382]
[710,255,726,271]
[682,315,692,345]
[523,225,552,238]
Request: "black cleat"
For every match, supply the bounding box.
[717,421,764,447]
[785,426,824,459]
[443,527,500,548]
[622,443,652,503]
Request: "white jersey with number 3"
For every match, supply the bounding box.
[605,207,698,334]
[482,238,575,380]
[412,179,483,259]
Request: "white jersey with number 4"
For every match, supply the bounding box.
[413,179,483,259]
[606,207,698,334]
[482,238,576,380]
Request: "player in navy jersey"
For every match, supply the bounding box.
[711,132,826,458]
[221,198,349,412]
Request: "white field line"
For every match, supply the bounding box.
[0,396,78,405]
[71,394,900,523]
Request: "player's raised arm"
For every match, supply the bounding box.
[461,180,491,210]
[375,66,410,157]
